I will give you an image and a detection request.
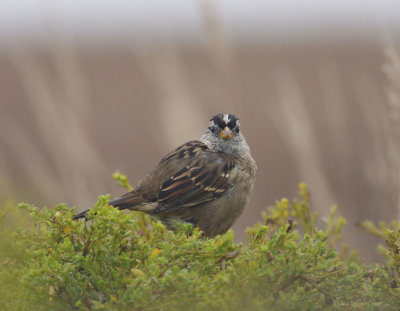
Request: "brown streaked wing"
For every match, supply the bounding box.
[134,141,210,203]
[107,141,216,212]
[161,140,209,162]
[150,152,236,214]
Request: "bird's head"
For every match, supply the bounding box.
[201,113,247,154]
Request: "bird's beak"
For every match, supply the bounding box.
[219,127,234,140]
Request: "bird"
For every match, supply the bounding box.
[73,113,257,237]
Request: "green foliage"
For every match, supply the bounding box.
[262,183,318,236]
[112,170,133,191]
[262,183,348,255]
[0,181,399,310]
[360,219,400,302]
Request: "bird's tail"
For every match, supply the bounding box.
[108,192,143,210]
[72,209,90,220]
[72,191,143,220]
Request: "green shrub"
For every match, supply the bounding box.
[0,179,399,310]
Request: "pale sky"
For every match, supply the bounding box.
[1,0,399,46]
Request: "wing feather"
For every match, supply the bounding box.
[151,153,235,214]
[108,140,236,214]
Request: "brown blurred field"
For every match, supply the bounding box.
[1,31,400,262]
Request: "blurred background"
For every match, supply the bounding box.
[1,0,400,262]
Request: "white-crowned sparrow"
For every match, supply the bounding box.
[74,113,257,237]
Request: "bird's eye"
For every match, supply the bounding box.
[218,120,226,129]
[209,126,215,133]
[236,128,240,133]
[227,120,236,129]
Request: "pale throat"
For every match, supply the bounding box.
[199,133,247,155]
